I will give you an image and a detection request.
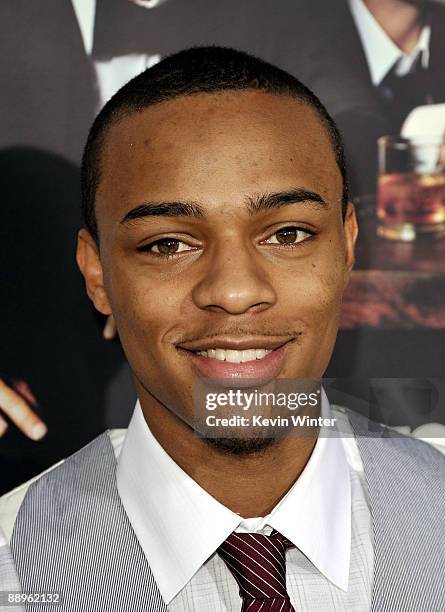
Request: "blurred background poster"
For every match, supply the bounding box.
[1,0,444,492]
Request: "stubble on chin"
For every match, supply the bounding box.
[203,436,278,456]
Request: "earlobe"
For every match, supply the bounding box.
[76,229,112,315]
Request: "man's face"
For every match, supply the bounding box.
[79,91,357,431]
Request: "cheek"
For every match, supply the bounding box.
[105,267,183,358]
[281,249,345,317]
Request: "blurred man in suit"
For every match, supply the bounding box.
[282,0,445,196]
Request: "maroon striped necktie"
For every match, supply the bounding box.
[217,529,296,611]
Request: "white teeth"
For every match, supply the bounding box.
[242,349,257,362]
[195,348,273,362]
[226,349,241,363]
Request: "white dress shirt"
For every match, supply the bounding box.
[116,391,374,611]
[348,0,431,86]
[0,528,24,610]
[1,396,444,610]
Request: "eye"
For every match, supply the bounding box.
[137,237,195,258]
[264,226,315,247]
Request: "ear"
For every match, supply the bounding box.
[76,229,112,315]
[342,201,359,287]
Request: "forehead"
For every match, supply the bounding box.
[96,90,341,225]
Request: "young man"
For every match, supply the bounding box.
[0,47,444,612]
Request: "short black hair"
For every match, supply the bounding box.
[81,46,349,242]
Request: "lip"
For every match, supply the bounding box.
[179,340,294,382]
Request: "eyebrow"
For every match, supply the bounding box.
[119,187,328,225]
[246,188,328,214]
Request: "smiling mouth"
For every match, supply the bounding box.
[194,348,273,363]
[176,336,297,381]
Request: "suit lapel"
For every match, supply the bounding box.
[302,0,380,116]
[0,0,97,163]
[428,6,445,102]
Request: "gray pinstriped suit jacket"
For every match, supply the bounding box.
[8,409,445,611]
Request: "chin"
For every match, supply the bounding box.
[203,436,278,456]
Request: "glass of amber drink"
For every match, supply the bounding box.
[377,135,445,241]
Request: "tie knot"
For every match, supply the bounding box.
[217,530,294,603]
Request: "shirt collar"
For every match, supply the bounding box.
[116,389,351,603]
[71,0,169,56]
[265,394,351,592]
[348,0,431,86]
[71,0,96,55]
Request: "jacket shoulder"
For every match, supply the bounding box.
[344,406,445,482]
[0,430,121,543]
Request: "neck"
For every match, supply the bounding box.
[363,0,425,53]
[139,389,318,518]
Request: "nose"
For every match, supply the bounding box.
[192,240,277,315]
